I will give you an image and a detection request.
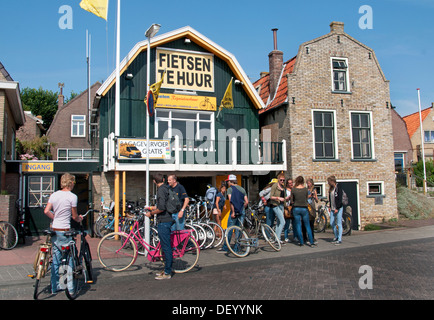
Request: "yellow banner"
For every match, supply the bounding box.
[155,94,217,111]
[80,0,108,20]
[156,48,214,92]
[22,162,54,172]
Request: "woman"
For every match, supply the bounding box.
[44,173,83,294]
[213,182,227,227]
[283,178,293,242]
[269,173,290,243]
[327,175,343,245]
[303,178,318,244]
[290,176,315,247]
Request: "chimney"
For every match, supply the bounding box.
[268,28,283,98]
[330,21,344,33]
[58,82,64,109]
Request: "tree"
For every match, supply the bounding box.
[20,87,58,129]
[413,159,434,187]
[16,136,56,160]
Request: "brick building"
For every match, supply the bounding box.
[254,22,398,229]
[402,104,434,163]
[0,62,25,225]
[391,108,413,173]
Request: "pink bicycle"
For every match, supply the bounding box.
[97,212,200,273]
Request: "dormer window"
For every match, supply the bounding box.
[331,58,349,92]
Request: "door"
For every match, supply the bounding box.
[338,181,359,230]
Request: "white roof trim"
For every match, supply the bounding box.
[0,80,25,125]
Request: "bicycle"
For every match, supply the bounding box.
[97,210,200,273]
[0,221,18,250]
[29,229,56,300]
[314,197,352,236]
[224,205,281,258]
[58,208,96,300]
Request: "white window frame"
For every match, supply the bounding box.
[314,182,327,198]
[349,111,375,160]
[154,108,215,151]
[58,148,93,160]
[311,109,339,160]
[367,181,384,196]
[71,115,86,137]
[330,57,350,93]
[424,130,434,143]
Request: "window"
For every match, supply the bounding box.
[313,111,337,159]
[155,109,214,149]
[71,115,86,137]
[28,176,55,207]
[332,58,349,92]
[424,131,434,143]
[367,181,383,196]
[58,148,94,160]
[351,112,374,159]
[394,152,405,172]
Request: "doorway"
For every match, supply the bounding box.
[338,180,359,230]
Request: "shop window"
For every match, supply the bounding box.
[28,176,55,207]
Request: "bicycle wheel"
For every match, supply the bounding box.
[172,235,200,273]
[97,232,137,272]
[342,213,352,236]
[314,211,327,233]
[82,241,93,284]
[208,221,224,247]
[60,249,83,300]
[198,222,215,249]
[191,223,207,249]
[224,225,250,258]
[261,224,281,251]
[33,251,51,300]
[0,221,18,250]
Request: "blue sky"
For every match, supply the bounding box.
[1,0,432,117]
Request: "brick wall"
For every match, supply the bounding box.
[261,22,398,228]
[0,195,17,226]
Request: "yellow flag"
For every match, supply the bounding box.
[149,70,166,105]
[80,0,109,20]
[220,78,234,109]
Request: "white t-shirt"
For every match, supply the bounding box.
[48,190,78,229]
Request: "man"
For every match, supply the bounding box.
[145,173,174,280]
[167,174,189,231]
[218,174,248,253]
[44,173,83,293]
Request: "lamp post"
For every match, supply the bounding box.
[145,23,161,251]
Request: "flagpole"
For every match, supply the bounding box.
[114,0,121,236]
[417,88,427,194]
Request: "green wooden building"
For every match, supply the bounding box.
[93,26,286,223]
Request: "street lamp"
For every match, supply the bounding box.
[145,23,161,251]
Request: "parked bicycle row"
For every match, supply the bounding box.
[27,172,353,299]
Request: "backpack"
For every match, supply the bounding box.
[205,186,218,209]
[230,186,245,215]
[166,186,182,214]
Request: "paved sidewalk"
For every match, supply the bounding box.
[1,219,434,286]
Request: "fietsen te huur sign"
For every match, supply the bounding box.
[156,47,214,92]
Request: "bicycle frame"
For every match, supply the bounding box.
[115,215,196,264]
